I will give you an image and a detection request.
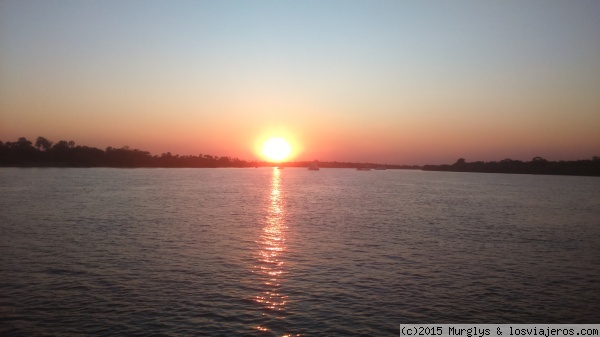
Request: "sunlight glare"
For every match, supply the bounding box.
[262,137,292,161]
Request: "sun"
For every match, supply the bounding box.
[262,137,292,162]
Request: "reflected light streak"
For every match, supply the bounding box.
[251,167,292,335]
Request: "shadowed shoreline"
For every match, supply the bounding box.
[1,137,599,176]
[423,157,600,177]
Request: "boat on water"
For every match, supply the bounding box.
[374,166,386,170]
[356,167,371,171]
[307,162,320,170]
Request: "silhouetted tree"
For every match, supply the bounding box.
[48,140,73,164]
[16,137,33,148]
[218,156,231,166]
[35,137,53,151]
[9,137,38,163]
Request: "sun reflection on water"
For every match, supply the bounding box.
[252,168,294,336]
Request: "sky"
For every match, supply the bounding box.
[1,0,599,164]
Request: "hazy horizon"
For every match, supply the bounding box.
[1,1,599,165]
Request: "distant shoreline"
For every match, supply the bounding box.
[1,137,599,176]
[422,158,600,177]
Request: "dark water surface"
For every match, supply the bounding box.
[1,168,599,336]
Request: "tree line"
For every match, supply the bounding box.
[1,136,598,175]
[422,157,600,176]
[0,137,252,168]
[0,136,413,169]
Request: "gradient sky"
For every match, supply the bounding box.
[1,0,599,164]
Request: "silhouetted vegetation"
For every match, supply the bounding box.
[0,137,252,168]
[1,137,598,176]
[423,157,600,176]
[1,136,414,169]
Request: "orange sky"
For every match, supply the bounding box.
[1,1,599,164]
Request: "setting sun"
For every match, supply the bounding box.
[262,137,292,162]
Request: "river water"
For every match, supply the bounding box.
[1,168,599,336]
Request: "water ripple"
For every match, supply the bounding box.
[1,168,599,335]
